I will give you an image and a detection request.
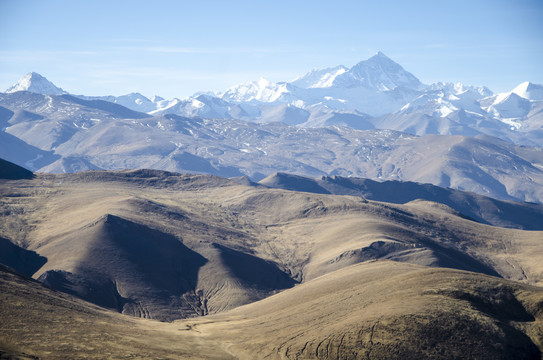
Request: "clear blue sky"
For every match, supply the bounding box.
[1,0,541,98]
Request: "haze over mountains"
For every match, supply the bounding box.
[1,52,543,205]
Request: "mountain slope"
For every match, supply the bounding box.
[0,131,59,171]
[2,257,543,359]
[290,65,348,88]
[1,90,542,203]
[1,168,543,358]
[513,81,543,101]
[0,92,147,152]
[259,172,543,230]
[0,264,233,359]
[0,170,299,320]
[0,158,34,180]
[192,261,543,359]
[1,169,542,322]
[36,213,209,319]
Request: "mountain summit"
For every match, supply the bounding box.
[291,52,422,91]
[511,81,543,101]
[331,51,423,90]
[6,72,66,95]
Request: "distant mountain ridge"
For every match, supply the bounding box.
[258,172,543,230]
[2,54,543,204]
[5,52,542,146]
[1,91,542,203]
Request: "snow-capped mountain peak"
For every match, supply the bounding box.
[6,72,67,95]
[398,92,458,117]
[212,52,426,116]
[112,92,157,112]
[512,81,543,101]
[369,51,393,62]
[331,51,423,91]
[220,77,289,103]
[428,82,493,98]
[290,65,348,89]
[488,92,532,119]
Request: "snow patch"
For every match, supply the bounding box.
[25,154,43,169]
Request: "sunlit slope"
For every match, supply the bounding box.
[184,261,543,359]
[1,169,542,323]
[1,166,543,359]
[3,261,542,359]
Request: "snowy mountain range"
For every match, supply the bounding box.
[8,52,541,146]
[1,89,542,203]
[2,52,543,203]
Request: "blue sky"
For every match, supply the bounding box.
[1,0,541,98]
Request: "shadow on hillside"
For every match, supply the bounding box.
[0,237,47,276]
[213,243,296,291]
[40,214,208,317]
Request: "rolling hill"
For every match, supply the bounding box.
[259,172,543,230]
[1,160,542,358]
[2,249,543,359]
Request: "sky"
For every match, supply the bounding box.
[0,0,542,99]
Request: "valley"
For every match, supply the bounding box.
[1,163,543,358]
